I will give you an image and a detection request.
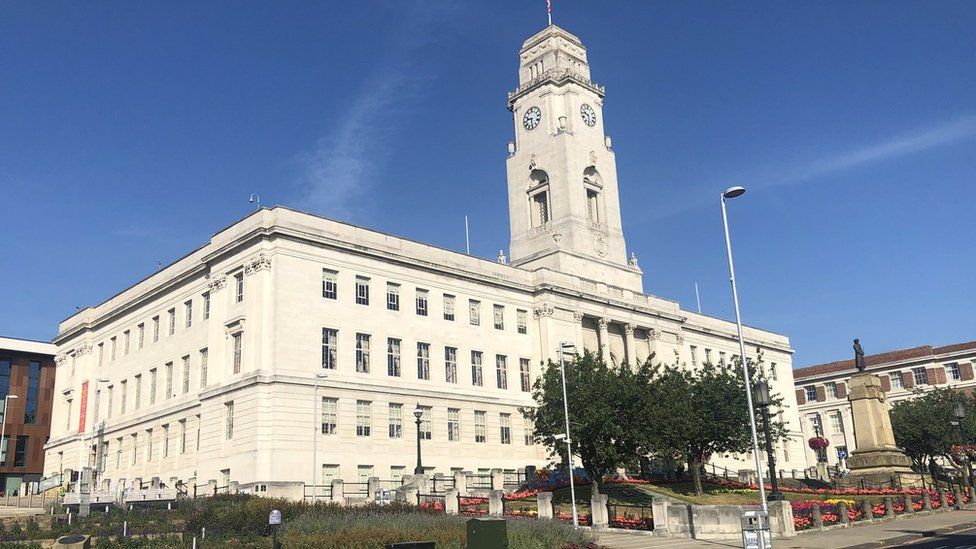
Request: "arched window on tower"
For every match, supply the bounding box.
[527,169,551,230]
[583,166,604,226]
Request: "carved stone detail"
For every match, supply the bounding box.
[244,254,272,276]
[207,275,227,292]
[675,333,685,345]
[572,311,585,322]
[647,328,660,340]
[597,318,609,330]
[75,343,93,356]
[624,324,634,336]
[533,304,555,319]
[55,354,68,366]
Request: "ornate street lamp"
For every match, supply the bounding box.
[753,380,785,501]
[953,401,972,488]
[414,404,425,475]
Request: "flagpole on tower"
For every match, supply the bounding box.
[547,0,552,25]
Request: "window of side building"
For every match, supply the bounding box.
[322,269,338,300]
[386,283,400,311]
[946,362,961,382]
[321,328,338,370]
[912,367,928,386]
[355,276,370,305]
[387,338,401,377]
[24,361,40,424]
[443,295,455,320]
[416,289,429,316]
[805,386,817,402]
[889,371,903,389]
[517,309,527,334]
[356,333,370,373]
[471,351,484,387]
[417,343,430,380]
[388,403,402,438]
[825,382,837,399]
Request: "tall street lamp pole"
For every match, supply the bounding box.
[414,405,425,475]
[558,341,579,528]
[0,395,19,468]
[754,380,785,501]
[721,186,771,540]
[952,402,971,490]
[311,372,328,504]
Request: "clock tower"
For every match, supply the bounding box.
[505,25,643,292]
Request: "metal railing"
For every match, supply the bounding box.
[431,476,455,493]
[343,482,369,496]
[303,484,333,501]
[608,503,654,531]
[458,494,489,516]
[468,474,491,490]
[418,493,446,512]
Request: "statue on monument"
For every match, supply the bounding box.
[853,338,866,372]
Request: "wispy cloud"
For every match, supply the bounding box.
[298,2,457,221]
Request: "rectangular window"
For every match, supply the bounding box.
[162,424,170,458]
[235,273,244,303]
[322,269,338,300]
[322,464,339,486]
[357,465,374,484]
[418,406,432,440]
[443,295,455,321]
[123,330,130,356]
[225,401,235,439]
[322,328,338,369]
[445,347,458,383]
[417,343,430,380]
[500,413,512,444]
[321,397,338,435]
[474,411,486,443]
[387,283,400,311]
[890,371,903,389]
[149,369,157,405]
[387,338,402,377]
[495,355,508,389]
[416,289,429,316]
[471,351,484,387]
[152,316,160,342]
[356,400,372,437]
[524,419,534,446]
[203,292,211,320]
[179,419,187,454]
[13,436,28,468]
[517,309,527,334]
[137,323,145,349]
[388,403,403,438]
[355,276,370,305]
[356,333,371,373]
[448,408,460,442]
[825,382,837,399]
[165,362,174,399]
[704,348,712,364]
[805,386,817,402]
[469,300,481,325]
[182,355,191,394]
[232,332,243,374]
[946,363,962,381]
[120,379,128,414]
[493,304,505,330]
[168,308,176,335]
[200,348,208,388]
[134,374,142,410]
[519,358,531,392]
[829,412,844,435]
[184,300,193,328]
[24,361,41,424]
[913,367,928,386]
[690,346,698,367]
[770,362,778,381]
[719,351,726,366]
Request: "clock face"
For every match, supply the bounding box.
[522,106,542,131]
[580,103,597,127]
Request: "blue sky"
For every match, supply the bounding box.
[1,1,974,367]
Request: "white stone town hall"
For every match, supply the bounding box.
[45,25,807,497]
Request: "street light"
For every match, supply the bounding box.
[311,372,329,504]
[414,404,425,475]
[721,186,771,544]
[0,395,19,467]
[952,402,972,489]
[753,380,785,501]
[557,341,579,528]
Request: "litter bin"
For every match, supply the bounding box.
[740,510,771,549]
[55,535,91,549]
[385,543,434,549]
[467,517,508,549]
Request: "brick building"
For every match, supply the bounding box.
[0,336,57,494]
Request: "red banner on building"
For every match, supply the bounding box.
[79,380,89,433]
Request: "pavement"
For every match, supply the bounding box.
[595,510,976,549]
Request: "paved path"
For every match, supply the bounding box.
[596,510,976,549]
[900,525,976,548]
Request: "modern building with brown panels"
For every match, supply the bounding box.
[0,336,57,494]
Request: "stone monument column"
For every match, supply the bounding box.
[844,370,915,484]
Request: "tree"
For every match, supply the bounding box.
[635,358,788,496]
[522,352,639,492]
[890,388,968,473]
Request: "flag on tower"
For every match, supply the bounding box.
[547,0,552,25]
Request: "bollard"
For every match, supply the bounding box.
[954,489,963,508]
[192,537,197,549]
[536,492,553,519]
[67,511,72,525]
[811,504,823,528]
[923,492,932,510]
[903,495,914,514]
[123,520,127,537]
[445,489,459,515]
[885,496,895,517]
[838,501,850,524]
[202,527,206,539]
[940,490,950,510]
[488,490,503,517]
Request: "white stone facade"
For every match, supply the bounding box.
[793,341,976,468]
[44,25,808,494]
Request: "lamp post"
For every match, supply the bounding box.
[753,380,785,501]
[952,402,972,489]
[311,372,328,504]
[721,186,771,546]
[0,395,19,467]
[558,341,579,528]
[414,405,425,475]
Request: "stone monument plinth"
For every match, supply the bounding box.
[841,373,916,485]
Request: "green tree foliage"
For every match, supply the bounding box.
[890,387,970,472]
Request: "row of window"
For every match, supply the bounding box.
[321,329,532,391]
[91,414,202,470]
[320,464,522,486]
[0,359,42,425]
[688,346,778,379]
[318,398,533,446]
[0,435,30,467]
[804,363,965,402]
[322,270,529,334]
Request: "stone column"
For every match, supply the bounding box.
[489,490,503,517]
[623,324,636,366]
[453,470,468,495]
[885,496,895,517]
[490,469,504,491]
[403,487,419,506]
[768,500,797,538]
[536,492,553,519]
[572,312,585,352]
[590,493,609,530]
[330,479,344,503]
[651,499,671,535]
[597,318,610,357]
[445,489,459,515]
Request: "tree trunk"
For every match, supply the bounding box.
[690,456,703,496]
[664,455,676,482]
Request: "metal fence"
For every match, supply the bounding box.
[303,484,333,501]
[431,476,455,494]
[608,503,654,531]
[418,493,446,513]
[468,474,491,490]
[343,482,369,496]
[458,494,489,516]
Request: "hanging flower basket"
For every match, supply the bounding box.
[808,436,830,450]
